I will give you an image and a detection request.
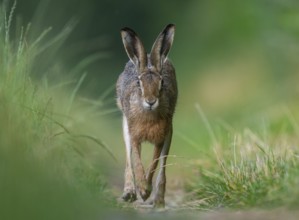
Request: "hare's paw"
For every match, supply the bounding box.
[122,189,137,202]
[153,197,165,208]
[138,181,152,201]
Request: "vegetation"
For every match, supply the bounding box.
[0,3,116,219]
[1,1,299,219]
[186,105,299,210]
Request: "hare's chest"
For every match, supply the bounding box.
[130,119,168,144]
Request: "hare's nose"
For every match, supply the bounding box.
[146,99,157,106]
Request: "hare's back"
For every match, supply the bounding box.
[117,61,138,91]
[116,61,138,108]
[161,59,178,107]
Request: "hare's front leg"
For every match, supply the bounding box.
[153,127,173,208]
[122,116,137,202]
[131,140,151,201]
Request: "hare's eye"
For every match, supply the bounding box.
[136,80,140,87]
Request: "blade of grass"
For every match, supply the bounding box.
[66,72,87,115]
[73,134,117,162]
[4,0,16,45]
[195,102,218,146]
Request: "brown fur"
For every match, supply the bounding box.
[117,24,177,208]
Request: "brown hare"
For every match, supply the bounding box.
[116,24,177,208]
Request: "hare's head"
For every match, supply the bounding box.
[121,24,175,111]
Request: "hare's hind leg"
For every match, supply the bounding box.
[122,116,137,202]
[153,127,173,208]
[146,143,163,195]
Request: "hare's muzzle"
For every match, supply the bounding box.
[143,98,159,110]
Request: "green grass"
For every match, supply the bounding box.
[186,106,299,210]
[0,3,116,219]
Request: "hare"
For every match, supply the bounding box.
[116,24,177,208]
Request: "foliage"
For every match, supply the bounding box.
[186,109,299,210]
[0,2,116,219]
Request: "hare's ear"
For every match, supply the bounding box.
[121,27,147,72]
[150,24,175,72]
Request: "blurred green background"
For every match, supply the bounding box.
[7,0,299,184]
[2,0,299,216]
[13,0,299,94]
[13,0,299,108]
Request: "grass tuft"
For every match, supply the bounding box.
[187,111,299,210]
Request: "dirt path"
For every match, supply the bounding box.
[112,179,299,220]
[114,178,188,212]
